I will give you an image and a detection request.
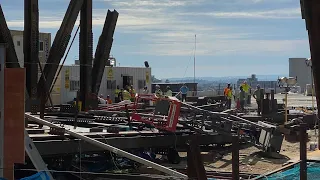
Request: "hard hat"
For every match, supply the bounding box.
[144,86,147,89]
[167,86,170,89]
[107,95,110,97]
[156,84,160,88]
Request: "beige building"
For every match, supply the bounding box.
[10,30,51,73]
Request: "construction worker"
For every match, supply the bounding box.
[224,84,231,107]
[118,88,124,102]
[143,86,149,94]
[239,86,246,112]
[165,86,173,97]
[180,83,189,102]
[114,85,120,103]
[98,94,106,104]
[241,81,251,106]
[106,95,113,104]
[155,84,163,97]
[129,85,136,101]
[226,87,233,109]
[224,84,231,97]
[253,84,262,115]
[123,86,131,101]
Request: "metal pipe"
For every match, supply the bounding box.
[285,91,288,124]
[300,123,307,180]
[25,114,187,179]
[50,25,80,94]
[232,135,239,180]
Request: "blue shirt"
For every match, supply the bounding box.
[180,86,189,94]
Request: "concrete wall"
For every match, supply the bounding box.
[289,58,312,93]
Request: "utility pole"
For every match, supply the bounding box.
[194,34,196,96]
[194,34,196,84]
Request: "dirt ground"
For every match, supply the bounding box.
[166,130,319,175]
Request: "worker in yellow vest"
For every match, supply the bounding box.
[129,85,136,102]
[226,87,234,109]
[155,84,163,97]
[165,86,172,97]
[123,86,131,101]
[114,85,120,103]
[240,81,251,106]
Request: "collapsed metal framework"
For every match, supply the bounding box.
[180,102,283,155]
[0,0,118,112]
[92,10,119,95]
[37,0,83,112]
[79,0,93,111]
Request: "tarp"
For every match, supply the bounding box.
[20,171,50,180]
[265,162,320,180]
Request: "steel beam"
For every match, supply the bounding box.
[301,0,320,117]
[24,130,53,179]
[300,123,307,180]
[24,0,39,108]
[79,0,93,110]
[0,5,20,68]
[232,135,239,180]
[32,133,228,156]
[25,114,187,178]
[92,10,118,94]
[37,0,83,98]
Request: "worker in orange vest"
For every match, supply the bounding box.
[105,95,113,104]
[224,84,231,107]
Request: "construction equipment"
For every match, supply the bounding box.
[131,94,182,132]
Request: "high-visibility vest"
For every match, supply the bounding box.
[123,90,131,100]
[155,89,162,97]
[115,89,120,96]
[224,88,230,96]
[241,84,250,93]
[227,90,233,99]
[106,99,113,104]
[165,90,172,97]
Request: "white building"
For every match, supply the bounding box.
[289,58,312,93]
[10,30,51,70]
[51,65,152,105]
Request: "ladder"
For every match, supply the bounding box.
[24,130,54,180]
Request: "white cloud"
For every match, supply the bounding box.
[5,0,306,57]
[195,8,301,19]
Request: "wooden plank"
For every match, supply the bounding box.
[3,68,25,180]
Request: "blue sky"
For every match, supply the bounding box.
[0,0,310,79]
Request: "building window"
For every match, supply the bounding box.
[138,80,146,89]
[17,41,21,46]
[39,41,44,52]
[70,80,80,91]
